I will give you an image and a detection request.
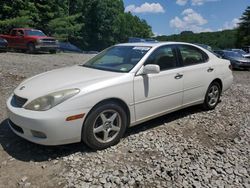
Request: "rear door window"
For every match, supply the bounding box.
[178,45,208,66]
[11,30,17,36]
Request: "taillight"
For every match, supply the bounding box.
[229,64,232,70]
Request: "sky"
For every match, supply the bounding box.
[123,0,250,36]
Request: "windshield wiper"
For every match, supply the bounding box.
[81,65,125,73]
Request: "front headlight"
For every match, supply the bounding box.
[235,61,242,64]
[37,39,43,43]
[24,89,80,111]
[231,60,241,65]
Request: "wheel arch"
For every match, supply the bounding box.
[27,41,35,46]
[211,78,223,91]
[83,97,131,128]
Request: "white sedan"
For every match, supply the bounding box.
[6,42,233,150]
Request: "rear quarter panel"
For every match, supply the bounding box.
[212,57,233,92]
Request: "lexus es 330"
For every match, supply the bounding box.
[7,42,233,150]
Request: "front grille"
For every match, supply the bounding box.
[41,39,56,45]
[239,64,250,68]
[8,120,24,134]
[11,95,28,108]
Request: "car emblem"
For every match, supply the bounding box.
[19,86,25,90]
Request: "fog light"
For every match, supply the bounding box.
[31,130,47,138]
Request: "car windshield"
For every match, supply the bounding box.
[224,51,242,58]
[26,30,46,36]
[82,46,151,72]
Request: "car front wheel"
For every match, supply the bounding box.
[203,82,221,110]
[27,42,36,54]
[49,49,57,54]
[82,102,127,150]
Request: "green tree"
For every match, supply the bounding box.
[237,6,250,46]
[155,30,237,49]
[0,0,153,50]
[113,12,152,45]
[82,0,124,50]
[48,14,83,41]
[0,0,33,33]
[46,0,83,41]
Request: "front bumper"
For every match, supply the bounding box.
[233,63,250,69]
[6,96,88,145]
[35,44,59,50]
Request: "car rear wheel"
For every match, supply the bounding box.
[82,102,127,150]
[203,82,221,110]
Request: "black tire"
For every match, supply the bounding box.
[49,49,57,54]
[203,82,221,110]
[27,42,36,54]
[82,102,127,150]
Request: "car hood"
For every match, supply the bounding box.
[14,66,124,100]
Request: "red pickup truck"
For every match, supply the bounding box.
[0,28,59,53]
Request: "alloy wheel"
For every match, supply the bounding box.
[93,110,121,143]
[207,85,220,107]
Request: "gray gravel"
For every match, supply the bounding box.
[0,52,249,188]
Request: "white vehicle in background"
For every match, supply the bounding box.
[7,42,233,150]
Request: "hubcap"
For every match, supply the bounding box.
[208,85,219,106]
[93,110,121,143]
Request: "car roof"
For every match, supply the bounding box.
[13,28,40,31]
[116,42,201,48]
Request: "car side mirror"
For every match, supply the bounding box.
[142,64,160,75]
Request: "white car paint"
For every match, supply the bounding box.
[6,42,233,145]
[133,67,183,122]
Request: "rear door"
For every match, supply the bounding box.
[133,45,184,122]
[177,44,215,106]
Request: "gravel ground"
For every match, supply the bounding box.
[0,52,249,188]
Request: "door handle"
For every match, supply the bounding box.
[175,73,183,79]
[207,67,214,72]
